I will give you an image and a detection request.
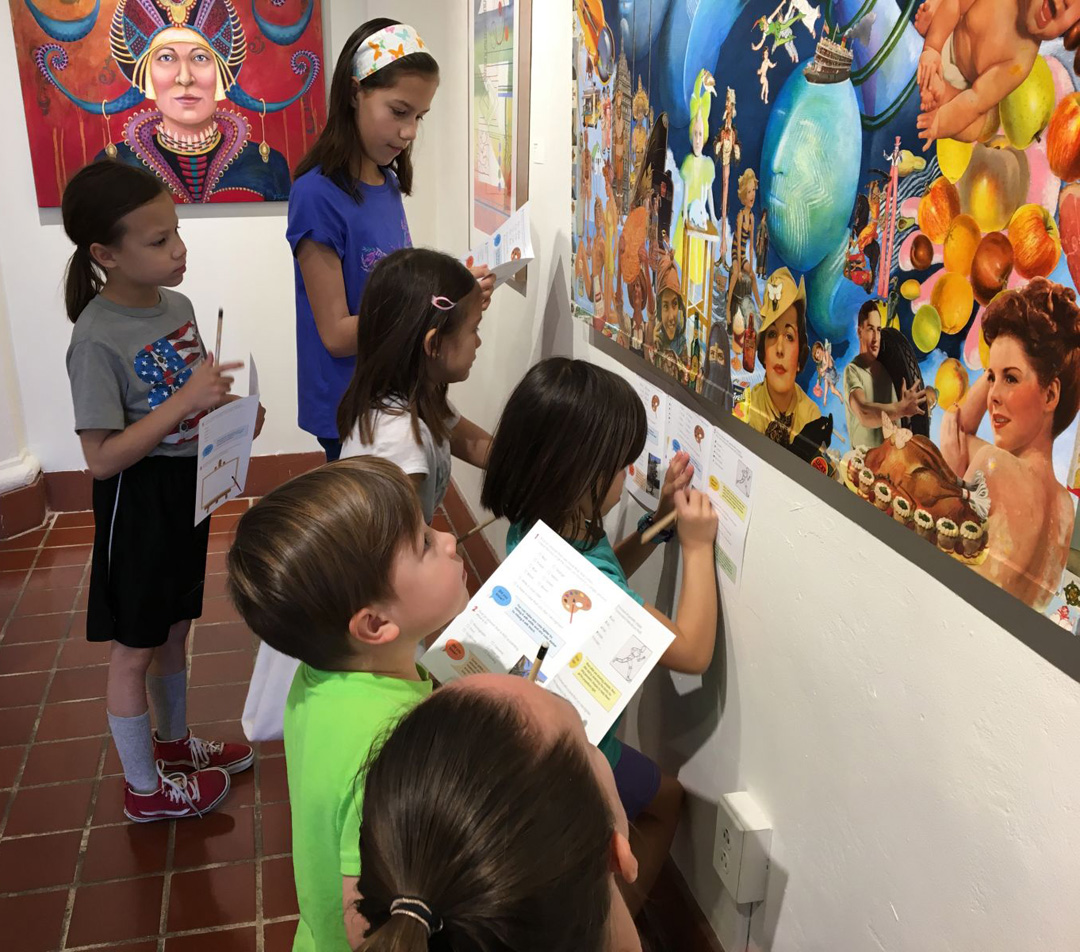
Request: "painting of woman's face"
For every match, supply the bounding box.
[691,113,705,157]
[764,311,800,401]
[985,334,1059,455]
[660,288,681,340]
[151,43,218,130]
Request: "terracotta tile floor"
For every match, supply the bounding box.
[0,499,489,951]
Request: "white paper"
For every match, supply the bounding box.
[194,355,259,526]
[463,202,534,287]
[628,374,668,509]
[664,401,714,494]
[704,427,757,589]
[421,522,675,745]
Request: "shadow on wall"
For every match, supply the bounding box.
[531,240,575,364]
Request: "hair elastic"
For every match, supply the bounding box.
[389,896,442,936]
[431,295,457,311]
[353,24,429,81]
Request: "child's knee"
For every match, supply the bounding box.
[109,642,155,677]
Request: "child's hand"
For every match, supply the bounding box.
[182,355,243,414]
[675,489,717,553]
[657,451,694,521]
[916,105,942,151]
[913,0,939,35]
[916,49,943,98]
[254,402,266,439]
[469,265,496,311]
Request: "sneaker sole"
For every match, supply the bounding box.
[123,780,231,823]
[158,750,255,775]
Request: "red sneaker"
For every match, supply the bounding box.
[154,730,255,775]
[124,764,230,823]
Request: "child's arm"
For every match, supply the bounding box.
[647,489,719,675]
[919,54,1032,146]
[344,876,369,948]
[79,357,242,481]
[296,239,359,359]
[449,416,493,469]
[613,451,693,579]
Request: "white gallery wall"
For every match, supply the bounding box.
[3,2,1080,950]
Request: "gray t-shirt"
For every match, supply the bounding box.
[843,358,896,450]
[66,290,208,457]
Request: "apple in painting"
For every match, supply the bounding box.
[917,177,961,243]
[1007,204,1061,279]
[1059,183,1080,289]
[1047,93,1080,182]
[970,231,1014,305]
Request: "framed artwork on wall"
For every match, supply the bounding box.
[9,0,327,206]
[468,0,532,293]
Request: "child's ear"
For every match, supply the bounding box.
[610,832,638,885]
[350,76,362,107]
[423,328,439,358]
[89,242,117,271]
[347,606,401,648]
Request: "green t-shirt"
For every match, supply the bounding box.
[284,664,432,952]
[506,523,645,770]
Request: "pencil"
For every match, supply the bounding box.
[456,514,498,544]
[527,642,549,683]
[640,509,677,544]
[214,307,224,362]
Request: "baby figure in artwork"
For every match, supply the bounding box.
[810,339,844,405]
[914,0,1080,147]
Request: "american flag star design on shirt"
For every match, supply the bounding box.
[132,320,206,443]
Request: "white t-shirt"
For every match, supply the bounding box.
[340,400,458,523]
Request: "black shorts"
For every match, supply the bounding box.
[87,454,210,649]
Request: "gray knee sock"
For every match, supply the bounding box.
[147,670,188,742]
[107,711,158,794]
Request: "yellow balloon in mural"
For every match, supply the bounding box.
[900,279,921,300]
[935,358,970,410]
[937,138,974,183]
[912,304,942,352]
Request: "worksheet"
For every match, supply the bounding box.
[422,522,674,744]
[664,400,713,494]
[705,426,757,588]
[194,355,259,526]
[463,202,534,287]
[628,373,668,509]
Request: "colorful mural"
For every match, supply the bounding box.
[9,0,326,205]
[572,0,1080,631]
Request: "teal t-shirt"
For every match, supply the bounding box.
[506,523,645,769]
[284,664,432,952]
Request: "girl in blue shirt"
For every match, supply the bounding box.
[287,18,492,460]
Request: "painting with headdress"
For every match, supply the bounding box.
[9,0,326,205]
[572,0,1080,635]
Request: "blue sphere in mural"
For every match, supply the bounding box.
[805,231,867,345]
[618,0,674,60]
[761,70,863,273]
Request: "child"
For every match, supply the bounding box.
[356,674,641,952]
[288,19,492,462]
[226,457,470,952]
[336,248,491,523]
[481,357,719,914]
[61,161,260,822]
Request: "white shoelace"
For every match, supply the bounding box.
[185,735,225,770]
[157,764,206,815]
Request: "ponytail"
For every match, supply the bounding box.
[60,161,168,323]
[362,913,430,952]
[64,245,104,325]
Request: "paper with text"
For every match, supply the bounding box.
[704,426,756,588]
[421,522,674,744]
[665,401,713,494]
[194,355,259,526]
[463,202,534,286]
[628,374,668,509]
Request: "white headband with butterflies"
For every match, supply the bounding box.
[352,24,429,81]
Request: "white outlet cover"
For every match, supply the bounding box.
[713,792,771,905]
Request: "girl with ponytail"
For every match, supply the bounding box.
[61,159,262,824]
[355,675,642,952]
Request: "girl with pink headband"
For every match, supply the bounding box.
[287,19,493,462]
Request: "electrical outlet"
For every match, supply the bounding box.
[713,792,771,904]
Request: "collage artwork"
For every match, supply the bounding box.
[9,0,326,206]
[572,0,1080,630]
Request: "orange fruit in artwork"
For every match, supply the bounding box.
[931,272,975,335]
[943,214,981,275]
[918,177,961,243]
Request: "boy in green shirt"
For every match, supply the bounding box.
[228,458,470,951]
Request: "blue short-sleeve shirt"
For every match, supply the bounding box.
[287,166,412,438]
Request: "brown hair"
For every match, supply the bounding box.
[60,161,168,322]
[226,457,422,670]
[336,248,479,446]
[356,687,614,952]
[982,277,1080,438]
[293,18,439,201]
[481,359,645,544]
